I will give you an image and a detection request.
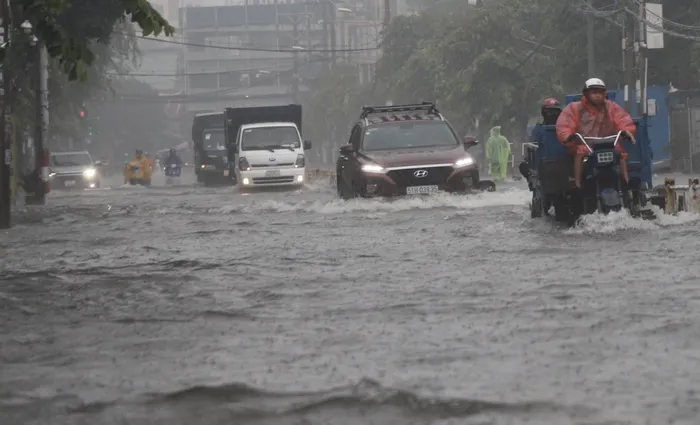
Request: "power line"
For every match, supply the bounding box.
[118,32,381,53]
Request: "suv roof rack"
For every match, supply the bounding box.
[360,101,441,119]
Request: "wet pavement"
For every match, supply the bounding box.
[2,170,700,425]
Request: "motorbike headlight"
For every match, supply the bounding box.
[83,168,96,178]
[361,163,385,173]
[454,156,474,168]
[295,154,305,168]
[239,157,250,171]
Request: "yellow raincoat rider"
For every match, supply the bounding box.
[485,126,511,181]
[123,149,152,185]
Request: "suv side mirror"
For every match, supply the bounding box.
[339,144,354,154]
[303,140,312,150]
[463,136,478,150]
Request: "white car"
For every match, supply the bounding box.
[234,122,312,188]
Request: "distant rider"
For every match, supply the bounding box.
[556,78,636,189]
[123,149,152,185]
[164,149,182,168]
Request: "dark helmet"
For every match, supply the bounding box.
[169,148,176,155]
[135,149,143,156]
[542,98,560,109]
[541,98,562,125]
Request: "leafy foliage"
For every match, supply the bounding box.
[306,0,700,147]
[12,0,173,81]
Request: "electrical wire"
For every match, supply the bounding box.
[116,31,382,53]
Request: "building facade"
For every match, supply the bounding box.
[177,0,384,113]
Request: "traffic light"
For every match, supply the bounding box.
[79,109,85,118]
[88,126,93,136]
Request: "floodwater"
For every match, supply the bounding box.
[2,169,700,425]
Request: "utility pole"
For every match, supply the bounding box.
[26,42,48,205]
[0,0,12,228]
[636,0,647,116]
[383,0,390,28]
[279,11,313,103]
[329,2,336,65]
[623,12,636,114]
[292,20,299,103]
[586,0,595,76]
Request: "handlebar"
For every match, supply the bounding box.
[569,131,628,153]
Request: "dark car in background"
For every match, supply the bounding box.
[49,150,102,189]
[335,102,494,199]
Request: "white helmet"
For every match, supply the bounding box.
[584,78,606,91]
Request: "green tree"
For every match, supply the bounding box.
[11,0,173,80]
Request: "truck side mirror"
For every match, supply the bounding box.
[303,140,312,150]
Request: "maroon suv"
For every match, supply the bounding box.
[336,102,494,199]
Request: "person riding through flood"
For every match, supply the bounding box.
[540,98,562,125]
[555,78,636,189]
[123,149,152,185]
[164,148,182,168]
[485,126,511,182]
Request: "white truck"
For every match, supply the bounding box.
[224,104,311,188]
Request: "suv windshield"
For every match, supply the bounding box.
[50,153,92,166]
[241,126,300,151]
[362,121,459,151]
[203,129,226,150]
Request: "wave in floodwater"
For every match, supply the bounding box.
[205,189,531,215]
[3,378,594,425]
[564,206,700,235]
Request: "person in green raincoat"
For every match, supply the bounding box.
[485,126,511,181]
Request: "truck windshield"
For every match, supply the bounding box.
[241,126,300,151]
[362,121,459,151]
[50,153,92,166]
[203,130,226,150]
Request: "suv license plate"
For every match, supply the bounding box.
[406,185,438,195]
[265,170,280,177]
[64,180,76,187]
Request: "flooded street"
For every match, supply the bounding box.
[2,171,700,425]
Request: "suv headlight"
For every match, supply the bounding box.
[454,156,474,168]
[83,168,96,178]
[239,157,250,171]
[361,164,385,173]
[295,154,305,168]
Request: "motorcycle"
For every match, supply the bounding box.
[164,163,181,185]
[566,130,648,221]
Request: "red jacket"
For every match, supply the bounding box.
[556,97,635,143]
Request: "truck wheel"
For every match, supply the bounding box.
[530,194,543,218]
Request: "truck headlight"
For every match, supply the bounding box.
[239,157,250,171]
[83,168,96,178]
[454,156,474,168]
[361,164,384,173]
[295,154,305,168]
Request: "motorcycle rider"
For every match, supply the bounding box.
[123,149,152,185]
[541,98,562,125]
[556,78,636,189]
[164,148,182,168]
